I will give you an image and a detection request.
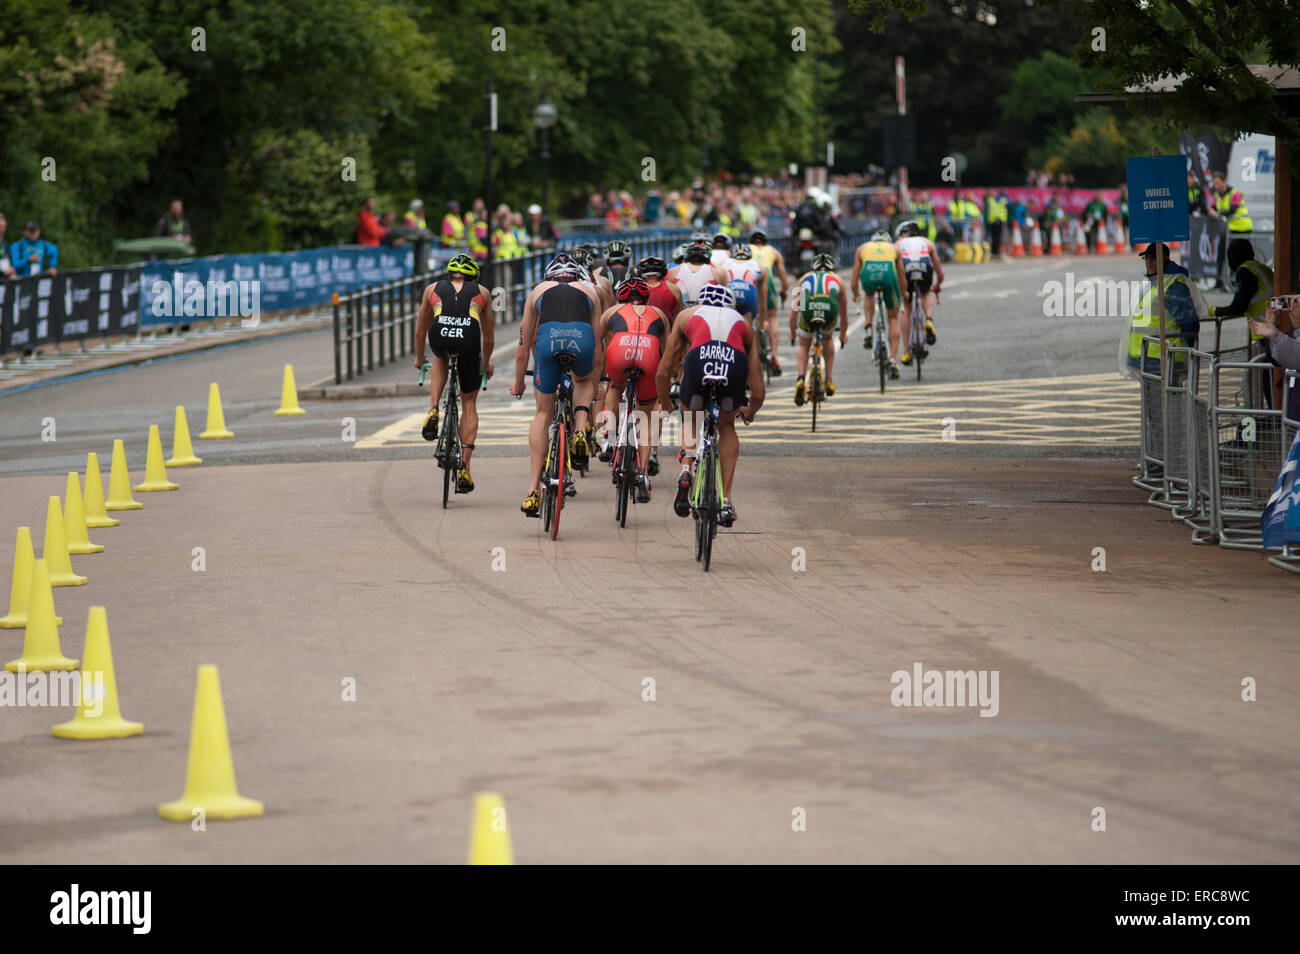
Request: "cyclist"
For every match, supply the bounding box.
[710,232,733,267]
[894,219,943,366]
[851,228,906,379]
[789,252,846,405]
[725,243,768,334]
[595,277,669,500]
[413,254,496,493]
[633,256,681,476]
[599,241,634,286]
[749,229,789,376]
[657,283,765,528]
[510,252,603,517]
[672,239,728,306]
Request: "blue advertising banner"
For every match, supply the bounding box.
[1126,155,1190,244]
[139,245,412,326]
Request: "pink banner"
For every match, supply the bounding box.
[919,187,1122,216]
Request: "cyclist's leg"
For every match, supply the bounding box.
[795,324,812,378]
[454,328,483,468]
[897,290,912,358]
[529,327,562,494]
[824,330,837,383]
[569,324,598,441]
[718,412,739,497]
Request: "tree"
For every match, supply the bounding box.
[1068,0,1300,153]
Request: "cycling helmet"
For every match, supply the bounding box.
[813,252,836,271]
[691,230,712,245]
[615,277,650,303]
[636,256,668,278]
[544,252,583,282]
[712,233,733,250]
[749,229,768,243]
[604,241,632,264]
[895,219,921,240]
[446,254,479,278]
[697,283,736,309]
[671,244,689,264]
[870,229,892,243]
[732,243,752,260]
[685,242,712,264]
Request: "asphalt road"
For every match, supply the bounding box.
[1,255,1292,864]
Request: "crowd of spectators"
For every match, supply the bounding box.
[0,213,58,278]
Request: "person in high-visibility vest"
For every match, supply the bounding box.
[1127,243,1204,374]
[912,191,938,242]
[441,200,466,248]
[985,190,1009,256]
[947,191,971,243]
[1209,238,1274,339]
[404,199,427,230]
[1210,171,1252,232]
[492,217,522,259]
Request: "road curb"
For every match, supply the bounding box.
[0,318,332,396]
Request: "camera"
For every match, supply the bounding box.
[1269,296,1292,311]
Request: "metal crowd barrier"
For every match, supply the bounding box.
[1266,371,1300,574]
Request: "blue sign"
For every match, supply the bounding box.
[1262,428,1300,549]
[1126,155,1190,244]
[139,245,412,326]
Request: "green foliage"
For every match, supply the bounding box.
[1065,0,1300,156]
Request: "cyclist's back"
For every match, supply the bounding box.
[675,261,717,305]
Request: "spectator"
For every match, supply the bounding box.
[525,204,558,250]
[1081,191,1107,253]
[154,199,192,244]
[466,198,489,261]
[10,221,58,276]
[441,200,466,248]
[1117,183,1130,245]
[1249,296,1300,421]
[643,190,662,225]
[379,211,406,246]
[986,189,1009,256]
[1187,172,1208,216]
[510,212,530,252]
[403,199,427,229]
[355,197,385,246]
[0,213,14,278]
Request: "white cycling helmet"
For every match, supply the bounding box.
[697,283,736,309]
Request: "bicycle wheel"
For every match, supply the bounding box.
[913,305,925,381]
[701,442,718,572]
[809,358,821,433]
[551,420,566,541]
[615,440,630,527]
[541,442,555,534]
[440,398,458,509]
[692,459,705,562]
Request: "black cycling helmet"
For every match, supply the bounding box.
[685,242,712,264]
[636,256,668,278]
[604,240,632,264]
[749,229,768,244]
[446,253,479,278]
[812,252,836,271]
[712,233,733,250]
[732,243,752,260]
[615,277,650,304]
[671,244,689,264]
[691,230,712,245]
[870,229,892,243]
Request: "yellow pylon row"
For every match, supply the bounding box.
[2,364,514,853]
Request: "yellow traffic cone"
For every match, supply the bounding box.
[467,791,515,865]
[43,496,86,587]
[274,364,306,416]
[198,382,234,439]
[53,607,143,739]
[134,425,179,492]
[105,439,143,511]
[0,527,61,628]
[166,405,203,466]
[159,665,263,821]
[63,472,104,555]
[4,559,77,672]
[83,452,120,528]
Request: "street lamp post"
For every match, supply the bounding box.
[532,88,557,220]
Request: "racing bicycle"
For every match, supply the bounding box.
[869,288,891,394]
[904,267,931,381]
[539,353,579,540]
[419,357,466,509]
[609,369,652,527]
[687,373,731,572]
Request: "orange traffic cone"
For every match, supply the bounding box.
[1073,221,1088,256]
[1113,221,1126,254]
[1028,221,1043,257]
[1048,222,1063,255]
[1010,221,1025,257]
[1095,223,1109,255]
